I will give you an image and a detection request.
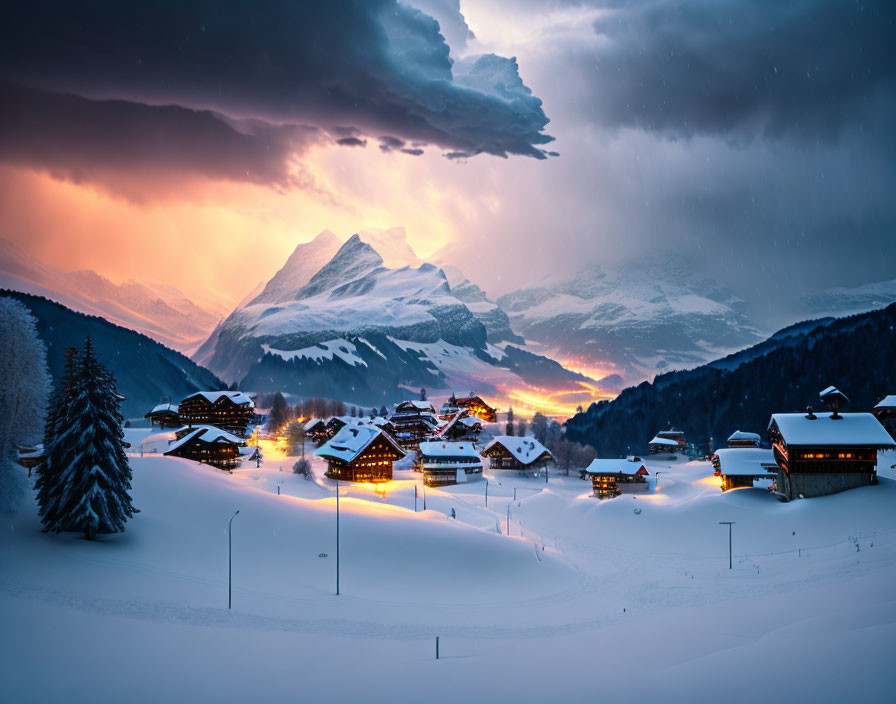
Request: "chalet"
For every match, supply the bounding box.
[454,394,497,423]
[16,444,43,471]
[389,400,441,449]
[316,425,406,483]
[164,425,249,470]
[712,447,777,492]
[727,430,761,448]
[303,418,329,445]
[178,391,255,436]
[325,416,350,438]
[481,435,553,474]
[873,395,896,441]
[648,428,687,457]
[435,410,482,442]
[416,441,483,486]
[767,387,896,500]
[144,402,180,429]
[583,458,649,499]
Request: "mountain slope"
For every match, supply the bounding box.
[441,265,524,345]
[565,304,896,458]
[496,255,763,384]
[247,230,342,306]
[0,237,222,352]
[802,278,896,319]
[2,289,226,419]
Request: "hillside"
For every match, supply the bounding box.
[565,303,896,457]
[2,289,226,418]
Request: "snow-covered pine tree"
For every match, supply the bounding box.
[0,297,50,512]
[34,347,80,523]
[42,338,136,539]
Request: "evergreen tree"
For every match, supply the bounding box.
[419,387,427,402]
[268,392,290,432]
[35,347,79,522]
[39,338,136,539]
[285,420,306,457]
[505,406,515,436]
[379,405,388,417]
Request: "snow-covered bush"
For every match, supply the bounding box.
[293,458,312,478]
[0,297,50,512]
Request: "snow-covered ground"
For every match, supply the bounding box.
[4,433,896,702]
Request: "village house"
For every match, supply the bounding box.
[416,441,483,486]
[439,393,498,423]
[767,386,896,500]
[435,410,482,442]
[389,400,441,449]
[325,416,350,438]
[583,458,649,499]
[712,447,778,492]
[481,435,553,474]
[873,395,896,441]
[727,430,761,448]
[178,391,255,436]
[144,402,180,429]
[303,418,329,445]
[648,428,687,457]
[163,425,250,470]
[316,425,406,483]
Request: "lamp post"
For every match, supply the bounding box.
[485,478,489,508]
[336,479,341,596]
[719,521,735,569]
[655,471,663,493]
[228,510,240,609]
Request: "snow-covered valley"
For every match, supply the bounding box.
[4,431,895,702]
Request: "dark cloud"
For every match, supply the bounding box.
[582,0,896,140]
[0,0,553,174]
[0,81,325,196]
[336,137,367,148]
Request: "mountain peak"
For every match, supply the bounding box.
[248,231,343,306]
[296,235,383,299]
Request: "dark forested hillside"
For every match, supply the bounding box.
[2,289,225,418]
[565,303,896,458]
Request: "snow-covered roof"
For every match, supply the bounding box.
[584,458,648,476]
[769,412,895,447]
[304,417,326,431]
[148,402,179,414]
[418,441,481,459]
[165,426,245,454]
[460,416,482,427]
[714,447,778,477]
[875,395,896,410]
[397,400,435,411]
[649,436,681,446]
[181,391,255,408]
[316,425,405,464]
[728,430,760,443]
[483,436,552,465]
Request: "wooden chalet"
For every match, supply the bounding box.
[767,387,896,500]
[16,444,44,471]
[648,428,687,457]
[727,430,761,448]
[303,418,329,445]
[389,400,440,449]
[178,391,255,436]
[325,416,350,438]
[481,435,553,473]
[454,394,497,423]
[315,425,406,483]
[435,410,482,442]
[712,447,777,492]
[145,402,180,429]
[164,425,248,470]
[583,458,649,499]
[416,441,483,486]
[873,395,896,441]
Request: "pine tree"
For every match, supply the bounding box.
[268,392,290,432]
[40,338,136,539]
[419,387,427,402]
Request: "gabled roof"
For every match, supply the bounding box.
[418,441,481,459]
[713,447,778,477]
[165,425,245,454]
[875,395,896,410]
[147,402,179,415]
[482,435,552,465]
[584,458,648,476]
[727,430,760,443]
[649,436,681,447]
[181,391,255,408]
[304,417,326,431]
[395,399,436,412]
[768,412,895,447]
[316,425,406,464]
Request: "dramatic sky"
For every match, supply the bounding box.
[1,0,894,328]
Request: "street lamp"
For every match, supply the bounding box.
[719,521,735,569]
[485,478,489,508]
[228,510,240,609]
[655,471,663,492]
[336,479,341,596]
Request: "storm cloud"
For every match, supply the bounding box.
[0,0,553,191]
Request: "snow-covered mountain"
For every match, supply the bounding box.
[496,256,764,385]
[0,237,223,353]
[441,265,523,345]
[801,278,896,319]
[199,234,599,410]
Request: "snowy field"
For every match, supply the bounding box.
[3,431,896,702]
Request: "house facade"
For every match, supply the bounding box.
[416,441,483,486]
[583,458,649,499]
[481,435,553,473]
[178,391,255,436]
[316,425,406,483]
[164,425,248,470]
